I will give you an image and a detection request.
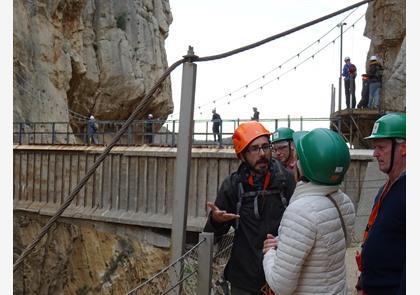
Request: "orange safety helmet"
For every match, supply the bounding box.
[232,121,271,155]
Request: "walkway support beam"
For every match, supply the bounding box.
[171,47,197,264]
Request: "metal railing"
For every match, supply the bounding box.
[13,117,339,147]
[125,231,235,295]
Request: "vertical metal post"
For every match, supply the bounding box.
[66,123,70,144]
[52,122,56,144]
[287,115,291,128]
[170,47,197,267]
[219,121,223,147]
[330,84,335,115]
[300,116,303,131]
[172,120,176,147]
[274,119,278,130]
[337,22,346,111]
[128,124,132,145]
[32,123,36,144]
[205,121,208,143]
[19,123,23,144]
[197,232,214,295]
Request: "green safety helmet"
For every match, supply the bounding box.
[364,113,406,140]
[294,128,350,186]
[272,127,295,143]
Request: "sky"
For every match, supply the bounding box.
[165,0,372,132]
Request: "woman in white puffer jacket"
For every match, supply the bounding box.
[263,128,356,295]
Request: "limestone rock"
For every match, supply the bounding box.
[13,0,173,143]
[364,0,406,111]
[13,212,170,294]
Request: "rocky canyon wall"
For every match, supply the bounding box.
[365,0,406,111]
[13,0,173,142]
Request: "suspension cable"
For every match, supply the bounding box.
[13,0,372,271]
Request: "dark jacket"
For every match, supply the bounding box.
[204,159,296,292]
[212,113,222,132]
[251,111,260,121]
[87,118,97,135]
[368,61,383,83]
[360,173,406,295]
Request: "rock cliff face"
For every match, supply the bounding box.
[364,0,405,111]
[13,0,173,142]
[14,212,170,294]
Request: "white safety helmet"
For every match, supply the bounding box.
[148,114,153,119]
[90,115,94,119]
[370,55,378,61]
[344,56,350,61]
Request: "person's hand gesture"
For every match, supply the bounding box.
[263,234,278,254]
[206,202,239,223]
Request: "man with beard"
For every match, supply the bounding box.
[204,121,296,294]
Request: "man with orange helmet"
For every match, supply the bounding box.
[204,121,296,294]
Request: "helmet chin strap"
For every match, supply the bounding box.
[386,139,396,175]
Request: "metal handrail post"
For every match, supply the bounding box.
[170,47,197,272]
[172,120,176,147]
[300,116,303,131]
[52,123,56,144]
[18,123,23,144]
[197,232,214,295]
[287,115,291,128]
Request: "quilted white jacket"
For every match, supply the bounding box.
[263,181,355,295]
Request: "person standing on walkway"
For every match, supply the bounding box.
[342,56,357,109]
[144,114,154,144]
[211,108,222,146]
[263,128,355,294]
[357,74,370,109]
[87,115,98,144]
[271,127,298,182]
[367,55,384,110]
[355,113,406,294]
[251,107,260,121]
[204,121,296,294]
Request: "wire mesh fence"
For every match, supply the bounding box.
[125,230,235,295]
[126,239,203,295]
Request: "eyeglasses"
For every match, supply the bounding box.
[272,144,289,153]
[247,143,272,154]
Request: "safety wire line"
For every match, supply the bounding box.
[175,5,361,117]
[170,0,372,118]
[13,0,372,272]
[12,57,186,272]
[126,238,205,295]
[203,12,366,110]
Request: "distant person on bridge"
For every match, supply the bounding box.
[357,74,370,109]
[367,55,384,110]
[342,56,357,109]
[355,113,406,294]
[145,114,153,144]
[271,127,299,182]
[87,115,98,144]
[204,121,296,294]
[263,128,355,294]
[211,108,222,146]
[251,107,260,121]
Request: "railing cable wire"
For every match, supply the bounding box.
[13,0,372,271]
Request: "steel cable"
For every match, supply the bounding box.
[13,0,373,271]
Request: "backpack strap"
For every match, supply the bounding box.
[325,193,347,244]
[234,182,244,230]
